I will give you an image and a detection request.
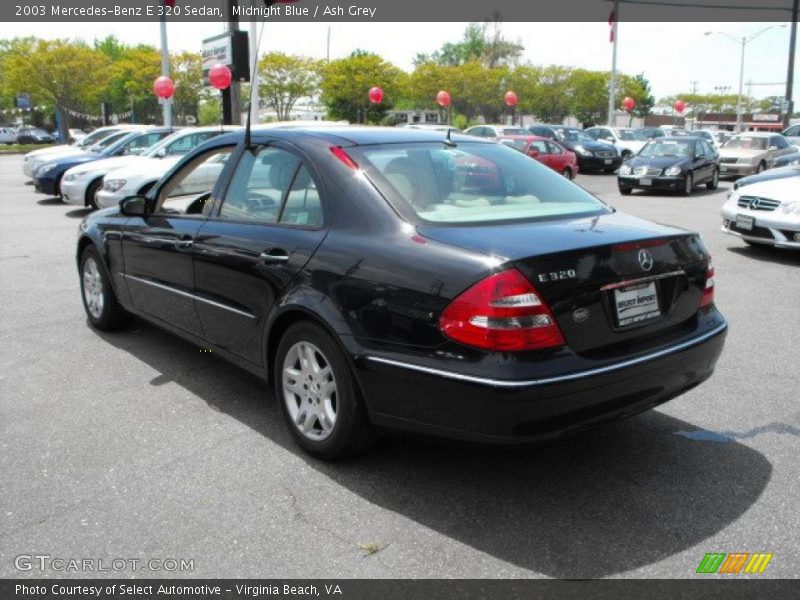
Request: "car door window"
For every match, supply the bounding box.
[218,146,300,224]
[124,131,170,155]
[279,165,324,227]
[546,141,563,155]
[155,146,234,215]
[529,140,549,154]
[771,136,788,150]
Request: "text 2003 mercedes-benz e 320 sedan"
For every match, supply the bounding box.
[76,127,727,459]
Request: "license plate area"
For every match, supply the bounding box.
[604,159,613,164]
[736,214,754,231]
[614,281,661,327]
[639,178,652,186]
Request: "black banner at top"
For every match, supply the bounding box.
[3,0,798,22]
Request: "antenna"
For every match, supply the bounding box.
[245,12,267,151]
[443,127,457,148]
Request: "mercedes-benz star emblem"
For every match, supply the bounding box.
[638,248,654,272]
[749,198,761,210]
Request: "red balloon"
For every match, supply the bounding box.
[153,76,175,100]
[208,64,233,91]
[368,86,383,104]
[622,96,635,112]
[674,100,686,113]
[504,91,518,107]
[436,90,451,108]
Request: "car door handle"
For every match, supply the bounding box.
[174,237,193,250]
[260,249,289,263]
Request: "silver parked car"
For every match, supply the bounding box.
[717,132,795,178]
[721,174,800,249]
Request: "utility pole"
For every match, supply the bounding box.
[786,0,798,128]
[607,0,620,127]
[249,7,260,126]
[159,13,172,127]
[223,0,242,125]
[690,80,698,94]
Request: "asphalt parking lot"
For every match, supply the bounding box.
[1,153,798,579]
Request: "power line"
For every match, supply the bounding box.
[619,0,792,12]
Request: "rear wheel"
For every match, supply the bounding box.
[86,178,102,210]
[756,161,766,174]
[79,246,131,330]
[561,167,573,180]
[706,168,720,190]
[681,172,694,196]
[275,322,375,460]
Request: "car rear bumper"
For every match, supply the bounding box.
[354,317,727,443]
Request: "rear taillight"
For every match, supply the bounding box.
[439,268,565,352]
[700,259,715,308]
[330,146,359,170]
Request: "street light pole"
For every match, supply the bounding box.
[736,36,745,133]
[159,14,172,127]
[705,25,787,134]
[607,0,620,127]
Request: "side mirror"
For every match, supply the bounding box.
[119,195,148,217]
[527,148,540,158]
[155,147,167,158]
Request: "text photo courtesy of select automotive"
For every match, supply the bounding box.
[1,1,799,592]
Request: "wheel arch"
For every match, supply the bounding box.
[85,176,104,207]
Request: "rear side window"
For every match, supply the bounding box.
[351,142,609,225]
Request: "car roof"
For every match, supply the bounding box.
[659,136,699,142]
[248,125,492,146]
[732,132,774,137]
[498,134,548,141]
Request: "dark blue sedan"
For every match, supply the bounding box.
[33,128,173,197]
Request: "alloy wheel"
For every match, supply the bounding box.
[82,257,105,319]
[282,341,338,441]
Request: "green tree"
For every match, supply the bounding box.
[320,51,405,123]
[107,45,161,123]
[570,69,610,126]
[526,65,573,123]
[258,52,321,121]
[2,38,110,137]
[414,20,522,68]
[619,73,655,123]
[171,51,203,125]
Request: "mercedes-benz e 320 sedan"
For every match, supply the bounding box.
[76,127,727,459]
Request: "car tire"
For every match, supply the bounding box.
[275,321,376,460]
[561,167,573,180]
[619,184,633,195]
[756,161,766,173]
[681,172,694,196]
[79,246,132,331]
[86,178,102,210]
[706,168,720,190]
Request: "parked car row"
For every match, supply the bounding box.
[0,125,89,145]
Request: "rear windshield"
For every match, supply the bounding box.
[349,142,609,224]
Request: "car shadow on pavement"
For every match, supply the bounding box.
[726,244,800,267]
[36,197,63,206]
[65,208,92,219]
[92,320,772,579]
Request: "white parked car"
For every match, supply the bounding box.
[61,129,177,208]
[721,175,800,249]
[22,125,148,178]
[0,127,17,144]
[95,127,240,209]
[585,127,648,158]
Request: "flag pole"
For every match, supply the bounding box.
[607,0,620,127]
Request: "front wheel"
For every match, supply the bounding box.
[86,179,102,210]
[79,246,132,330]
[756,161,766,174]
[561,167,573,180]
[618,184,633,195]
[706,168,720,190]
[275,322,375,460]
[681,172,694,196]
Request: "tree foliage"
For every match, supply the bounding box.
[258,52,321,121]
[320,51,405,123]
